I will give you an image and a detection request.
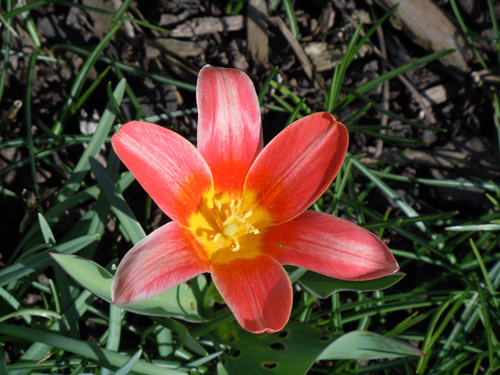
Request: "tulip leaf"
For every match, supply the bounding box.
[213,323,423,374]
[318,330,424,360]
[299,271,405,298]
[51,253,206,322]
[213,321,330,375]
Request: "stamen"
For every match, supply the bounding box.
[208,197,259,253]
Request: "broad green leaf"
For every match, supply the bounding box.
[51,254,206,322]
[213,321,330,375]
[318,330,424,360]
[299,271,405,298]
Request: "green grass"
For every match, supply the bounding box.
[1,1,500,374]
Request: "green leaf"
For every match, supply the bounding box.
[51,254,206,322]
[213,321,330,375]
[0,343,7,375]
[299,271,405,298]
[0,324,184,375]
[0,234,99,287]
[113,349,142,375]
[318,330,424,360]
[0,308,62,324]
[37,213,55,245]
[89,157,146,245]
[56,78,126,202]
[154,317,208,356]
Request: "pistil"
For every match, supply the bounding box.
[211,198,259,252]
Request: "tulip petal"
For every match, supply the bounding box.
[242,112,348,225]
[197,66,263,195]
[262,211,399,280]
[112,121,213,226]
[211,254,292,334]
[112,222,210,305]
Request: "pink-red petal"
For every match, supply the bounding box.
[112,121,213,227]
[196,66,263,196]
[262,211,399,280]
[112,222,210,305]
[242,112,348,225]
[210,255,292,334]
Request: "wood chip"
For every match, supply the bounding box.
[373,0,471,76]
[269,17,326,90]
[247,0,269,66]
[146,38,208,58]
[170,16,244,37]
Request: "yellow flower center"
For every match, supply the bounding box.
[188,192,263,263]
[210,199,259,252]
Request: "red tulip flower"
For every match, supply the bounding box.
[111,66,399,334]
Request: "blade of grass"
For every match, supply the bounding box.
[8,289,98,375]
[0,234,99,287]
[0,308,61,323]
[89,157,146,245]
[282,0,299,38]
[112,0,133,23]
[154,317,208,356]
[24,47,41,209]
[449,0,488,69]
[258,66,279,105]
[446,224,500,231]
[113,349,143,375]
[417,290,469,373]
[369,170,500,192]
[349,156,426,231]
[474,275,496,368]
[338,49,455,110]
[101,305,123,375]
[270,80,312,114]
[0,286,31,324]
[37,213,55,245]
[52,21,122,135]
[51,44,196,91]
[17,0,41,48]
[486,0,500,66]
[0,344,7,375]
[71,66,111,115]
[345,89,447,132]
[0,324,186,375]
[285,97,306,126]
[113,63,146,120]
[325,24,362,113]
[470,239,499,309]
[358,130,426,144]
[56,78,126,203]
[0,0,14,105]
